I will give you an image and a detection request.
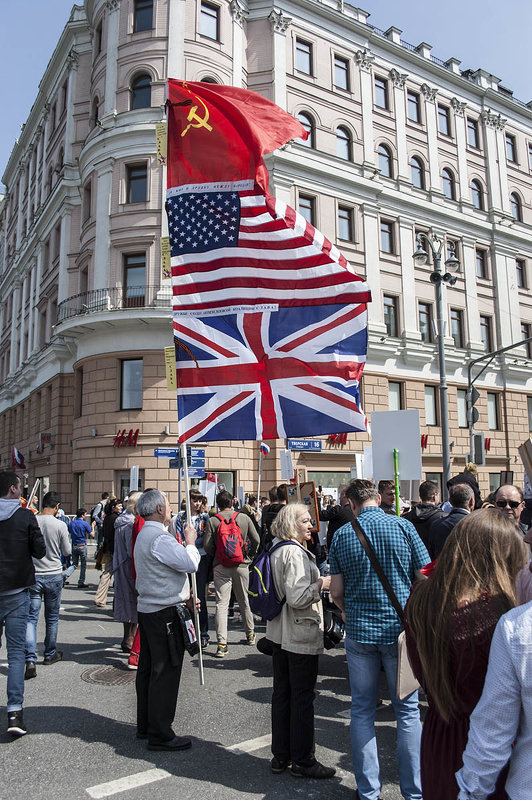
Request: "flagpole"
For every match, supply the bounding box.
[181,442,205,686]
[256,447,263,513]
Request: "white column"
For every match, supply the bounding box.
[58,208,72,303]
[16,168,25,247]
[102,0,120,117]
[451,98,469,203]
[421,84,441,194]
[27,263,37,357]
[268,10,291,108]
[230,0,247,87]
[398,219,418,337]
[461,237,482,347]
[40,108,50,207]
[33,249,43,351]
[481,110,506,212]
[64,51,79,163]
[18,277,28,365]
[390,70,409,181]
[167,0,186,79]
[9,286,20,373]
[362,205,385,330]
[93,160,114,290]
[356,50,376,172]
[492,247,519,348]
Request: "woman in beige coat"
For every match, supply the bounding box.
[267,503,336,779]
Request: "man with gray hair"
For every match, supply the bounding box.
[427,483,475,559]
[134,488,200,751]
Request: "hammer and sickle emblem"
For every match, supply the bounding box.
[181,96,213,137]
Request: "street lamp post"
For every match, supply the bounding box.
[413,233,460,499]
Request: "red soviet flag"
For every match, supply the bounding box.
[166,80,307,191]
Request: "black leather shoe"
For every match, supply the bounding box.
[24,662,37,680]
[43,650,63,665]
[147,736,192,751]
[271,756,290,773]
[291,761,336,779]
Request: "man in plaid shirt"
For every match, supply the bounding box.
[330,479,429,800]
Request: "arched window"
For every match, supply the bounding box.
[336,126,351,160]
[442,168,456,200]
[200,76,218,83]
[90,97,99,129]
[471,179,484,210]
[378,143,393,178]
[130,74,151,110]
[297,112,314,148]
[510,192,522,222]
[410,156,425,189]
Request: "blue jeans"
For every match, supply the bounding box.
[72,544,87,585]
[25,574,63,662]
[0,590,30,712]
[345,637,422,800]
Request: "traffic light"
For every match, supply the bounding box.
[467,386,480,426]
[472,432,485,466]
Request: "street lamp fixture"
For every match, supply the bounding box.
[412,232,461,498]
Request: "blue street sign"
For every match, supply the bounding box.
[168,458,180,469]
[182,467,205,478]
[188,448,205,459]
[189,457,206,468]
[154,448,180,458]
[287,439,322,451]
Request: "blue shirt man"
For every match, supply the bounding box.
[68,509,93,588]
[330,479,429,800]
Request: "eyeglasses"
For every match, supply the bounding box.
[495,500,521,509]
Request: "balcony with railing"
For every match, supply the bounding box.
[56,285,171,324]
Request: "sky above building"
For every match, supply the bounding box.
[0,0,530,190]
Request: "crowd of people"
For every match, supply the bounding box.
[0,466,530,800]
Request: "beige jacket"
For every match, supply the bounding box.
[266,537,324,655]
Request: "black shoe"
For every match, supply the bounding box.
[271,756,291,774]
[291,761,336,779]
[78,583,89,588]
[43,650,63,665]
[147,735,192,751]
[7,711,27,737]
[24,662,37,680]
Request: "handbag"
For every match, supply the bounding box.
[95,544,105,571]
[351,519,420,700]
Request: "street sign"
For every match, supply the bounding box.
[287,439,322,451]
[185,467,205,478]
[153,448,180,458]
[169,458,180,469]
[189,457,205,468]
[188,448,205,459]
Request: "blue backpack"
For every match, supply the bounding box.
[248,540,300,621]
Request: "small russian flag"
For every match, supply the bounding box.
[11,446,26,470]
[260,442,270,455]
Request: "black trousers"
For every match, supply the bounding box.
[271,643,319,765]
[136,606,185,744]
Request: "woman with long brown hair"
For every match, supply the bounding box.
[404,509,528,800]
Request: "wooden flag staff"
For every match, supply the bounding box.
[181,443,205,686]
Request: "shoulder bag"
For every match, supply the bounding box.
[351,519,420,700]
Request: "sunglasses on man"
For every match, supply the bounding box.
[495,499,522,509]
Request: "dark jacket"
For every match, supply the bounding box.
[320,504,355,550]
[447,472,482,509]
[260,502,285,549]
[102,511,119,554]
[402,503,445,548]
[427,507,470,559]
[0,507,46,592]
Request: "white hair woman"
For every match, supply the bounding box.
[113,491,142,652]
[267,503,336,779]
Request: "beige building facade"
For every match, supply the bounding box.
[1,0,531,510]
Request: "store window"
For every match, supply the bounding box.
[120,359,143,410]
[307,471,350,495]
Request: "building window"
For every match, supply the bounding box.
[383,295,398,337]
[336,126,351,160]
[95,21,103,55]
[297,112,313,147]
[475,248,488,279]
[471,179,484,210]
[200,1,219,40]
[442,168,456,200]
[380,220,395,254]
[457,389,467,428]
[437,104,451,136]
[487,393,499,430]
[467,117,479,148]
[528,396,532,432]
[516,258,527,289]
[425,472,442,495]
[130,74,151,109]
[82,181,92,222]
[378,144,393,178]
[479,315,493,352]
[510,193,522,222]
[425,385,438,426]
[338,206,354,241]
[126,164,147,203]
[407,90,421,123]
[134,0,153,32]
[529,143,532,171]
[521,322,532,358]
[374,76,389,109]
[295,39,312,75]
[74,367,83,418]
[123,253,146,307]
[410,156,425,189]
[90,97,99,128]
[418,302,433,343]
[121,359,143,410]
[505,133,517,162]
[388,381,403,411]
[333,55,349,90]
[450,308,464,348]
[298,194,315,225]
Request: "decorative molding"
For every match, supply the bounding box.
[389,68,408,89]
[481,109,507,130]
[420,83,438,102]
[450,97,467,116]
[230,0,248,25]
[66,49,79,70]
[105,0,120,11]
[355,49,375,71]
[337,0,345,11]
[268,9,291,34]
